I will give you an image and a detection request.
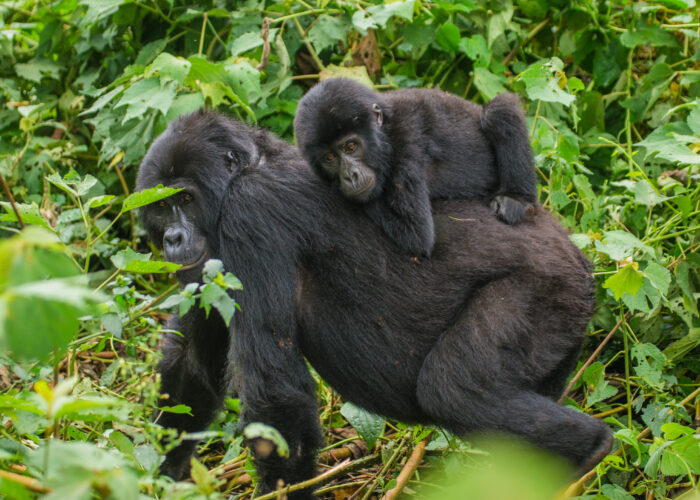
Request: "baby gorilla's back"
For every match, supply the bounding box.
[383,88,499,201]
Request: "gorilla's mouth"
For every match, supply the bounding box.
[345,177,376,201]
[176,252,208,272]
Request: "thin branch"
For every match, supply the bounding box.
[256,18,271,71]
[382,439,428,500]
[501,16,551,66]
[253,454,380,500]
[559,313,631,403]
[0,470,49,493]
[0,171,25,229]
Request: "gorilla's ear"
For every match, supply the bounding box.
[372,103,383,126]
[226,150,241,175]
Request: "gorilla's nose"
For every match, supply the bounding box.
[164,227,185,253]
[343,170,359,186]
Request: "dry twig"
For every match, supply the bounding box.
[382,439,428,500]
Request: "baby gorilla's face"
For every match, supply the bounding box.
[318,134,377,202]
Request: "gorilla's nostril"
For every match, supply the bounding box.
[164,229,184,249]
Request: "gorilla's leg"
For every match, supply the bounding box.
[157,311,230,480]
[416,275,612,472]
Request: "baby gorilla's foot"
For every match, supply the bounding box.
[490,195,534,225]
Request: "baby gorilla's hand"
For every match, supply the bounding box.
[490,194,535,225]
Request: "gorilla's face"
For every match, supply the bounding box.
[140,187,211,280]
[136,111,258,283]
[318,133,376,201]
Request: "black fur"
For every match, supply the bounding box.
[294,78,537,256]
[137,111,611,498]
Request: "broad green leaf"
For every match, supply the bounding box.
[582,362,618,406]
[352,0,415,34]
[459,35,490,67]
[663,328,700,361]
[319,64,374,88]
[340,402,385,449]
[225,61,262,106]
[435,23,461,53]
[15,59,61,83]
[150,53,191,85]
[604,264,644,300]
[517,59,575,107]
[200,282,236,326]
[637,122,700,165]
[473,67,508,101]
[643,262,671,295]
[633,180,670,206]
[121,185,182,212]
[243,423,290,458]
[308,15,347,53]
[594,231,655,261]
[86,195,115,209]
[632,343,668,390]
[110,248,181,273]
[620,25,679,49]
[160,404,192,415]
[0,202,50,229]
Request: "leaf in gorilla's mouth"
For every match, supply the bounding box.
[176,252,208,271]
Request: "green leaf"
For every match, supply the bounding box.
[15,59,61,83]
[340,402,385,449]
[200,282,236,326]
[352,0,415,34]
[435,23,461,53]
[594,230,655,261]
[604,264,644,300]
[319,65,374,89]
[0,202,50,229]
[243,423,290,458]
[472,67,508,101]
[582,361,618,406]
[308,15,347,53]
[159,404,192,415]
[643,262,671,296]
[517,59,575,107]
[459,34,490,67]
[86,195,115,209]
[663,328,700,361]
[150,53,191,85]
[121,185,182,212]
[633,180,670,206]
[637,122,700,165]
[225,61,262,106]
[620,25,679,49]
[110,248,181,273]
[631,343,668,390]
[115,77,177,121]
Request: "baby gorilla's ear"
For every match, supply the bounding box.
[372,103,383,126]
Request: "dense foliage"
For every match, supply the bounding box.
[0,0,698,498]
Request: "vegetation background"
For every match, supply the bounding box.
[0,0,698,498]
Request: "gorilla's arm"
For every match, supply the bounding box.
[365,159,435,257]
[157,309,230,479]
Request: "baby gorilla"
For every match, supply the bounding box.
[294,78,537,256]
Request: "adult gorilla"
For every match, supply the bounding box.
[136,111,611,497]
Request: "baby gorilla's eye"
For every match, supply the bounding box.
[345,142,357,152]
[158,200,168,208]
[182,193,193,203]
[324,153,336,162]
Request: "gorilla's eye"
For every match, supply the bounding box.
[182,193,193,203]
[158,200,168,208]
[324,153,336,162]
[345,142,357,152]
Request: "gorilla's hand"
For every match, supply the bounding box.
[490,194,535,225]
